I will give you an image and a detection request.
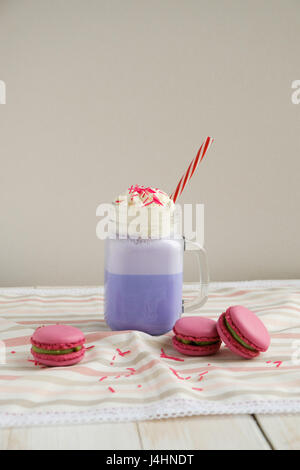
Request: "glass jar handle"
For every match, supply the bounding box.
[183,239,209,313]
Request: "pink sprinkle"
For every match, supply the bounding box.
[274,361,282,368]
[137,385,142,388]
[116,348,131,357]
[126,367,136,376]
[170,367,190,380]
[110,362,114,366]
[152,195,163,206]
[160,348,184,362]
[108,387,116,393]
[199,371,208,378]
[99,376,107,382]
[169,368,183,379]
[266,361,272,364]
[11,351,16,354]
[86,345,95,351]
[115,375,121,379]
[192,387,203,391]
[28,359,44,368]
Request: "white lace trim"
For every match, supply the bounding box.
[0,398,300,427]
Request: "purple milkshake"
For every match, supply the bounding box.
[104,185,208,335]
[105,237,183,335]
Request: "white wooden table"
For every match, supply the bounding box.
[1,415,300,450]
[1,286,299,450]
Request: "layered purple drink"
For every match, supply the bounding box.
[104,185,183,335]
[104,185,208,335]
[105,237,183,335]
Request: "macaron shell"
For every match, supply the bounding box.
[31,346,85,367]
[172,336,221,356]
[217,312,259,359]
[227,306,270,352]
[31,325,85,350]
[173,316,220,342]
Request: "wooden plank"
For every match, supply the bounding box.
[0,429,10,451]
[138,415,271,450]
[0,416,271,450]
[256,415,300,450]
[0,423,141,450]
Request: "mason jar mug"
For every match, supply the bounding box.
[104,236,208,335]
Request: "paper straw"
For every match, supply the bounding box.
[170,137,214,203]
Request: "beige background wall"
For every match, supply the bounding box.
[0,0,299,286]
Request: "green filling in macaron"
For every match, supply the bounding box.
[32,345,82,355]
[224,318,257,352]
[176,337,219,347]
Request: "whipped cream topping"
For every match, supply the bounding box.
[115,185,175,210]
[112,185,177,239]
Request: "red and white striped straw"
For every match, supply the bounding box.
[170,136,214,203]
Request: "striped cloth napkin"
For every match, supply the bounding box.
[0,281,300,427]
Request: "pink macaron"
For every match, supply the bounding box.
[172,316,221,356]
[217,305,270,359]
[31,324,86,366]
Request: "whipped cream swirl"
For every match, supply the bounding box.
[113,185,176,238]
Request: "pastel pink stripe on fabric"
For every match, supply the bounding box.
[0,282,300,426]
